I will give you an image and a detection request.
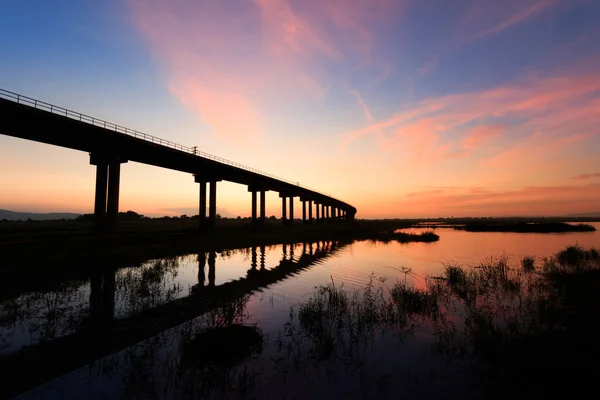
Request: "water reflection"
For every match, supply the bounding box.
[4,226,600,398]
[2,240,348,398]
[89,267,115,324]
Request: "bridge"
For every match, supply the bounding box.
[0,88,357,230]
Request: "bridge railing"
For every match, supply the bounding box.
[0,88,344,202]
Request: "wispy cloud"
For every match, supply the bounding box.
[572,173,600,180]
[467,0,556,43]
[340,72,600,167]
[130,0,400,146]
[363,183,600,218]
[418,0,559,75]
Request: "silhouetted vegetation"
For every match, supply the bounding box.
[369,229,439,243]
[457,221,596,233]
[275,245,600,397]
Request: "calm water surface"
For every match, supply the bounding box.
[4,224,599,399]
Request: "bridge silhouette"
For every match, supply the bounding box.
[0,89,357,230]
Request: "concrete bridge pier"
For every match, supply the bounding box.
[198,181,207,228]
[281,194,287,224]
[90,153,127,232]
[251,190,258,224]
[260,190,266,225]
[196,176,220,228]
[249,186,267,226]
[93,164,108,228]
[308,200,313,223]
[280,193,294,225]
[315,203,320,223]
[301,199,308,224]
[289,196,295,224]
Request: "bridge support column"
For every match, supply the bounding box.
[251,190,258,225]
[260,190,266,225]
[106,163,121,232]
[91,153,127,233]
[249,185,267,227]
[315,203,320,223]
[289,196,294,225]
[308,200,313,223]
[281,196,287,224]
[93,164,108,230]
[196,176,220,228]
[209,181,217,228]
[321,204,326,223]
[198,181,207,228]
[302,200,307,223]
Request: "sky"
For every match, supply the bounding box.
[0,0,599,218]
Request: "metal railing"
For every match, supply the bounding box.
[0,88,344,202]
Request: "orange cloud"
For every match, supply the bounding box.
[130,0,399,147]
[359,183,600,218]
[573,173,600,180]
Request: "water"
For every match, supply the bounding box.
[2,224,599,399]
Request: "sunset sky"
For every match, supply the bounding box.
[1,0,599,218]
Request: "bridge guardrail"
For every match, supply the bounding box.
[0,88,345,202]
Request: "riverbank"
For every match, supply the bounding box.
[458,221,596,233]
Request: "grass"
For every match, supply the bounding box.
[521,256,535,272]
[369,230,439,244]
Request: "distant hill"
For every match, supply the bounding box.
[566,212,600,218]
[0,209,81,221]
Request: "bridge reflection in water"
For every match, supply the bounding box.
[1,240,349,397]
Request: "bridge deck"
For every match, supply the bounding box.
[0,90,356,213]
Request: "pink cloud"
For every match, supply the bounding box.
[130,0,400,147]
[461,125,503,150]
[341,73,600,162]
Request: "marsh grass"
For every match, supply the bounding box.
[369,230,439,244]
[277,245,600,397]
[521,256,535,272]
